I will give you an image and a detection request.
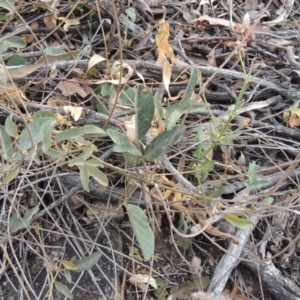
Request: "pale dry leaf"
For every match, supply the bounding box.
[21,22,39,44]
[242,13,251,25]
[128,246,144,262]
[67,193,85,209]
[44,9,58,27]
[87,54,106,72]
[63,106,83,121]
[189,15,233,26]
[58,81,88,97]
[47,95,70,107]
[86,201,123,220]
[0,64,9,86]
[237,117,252,127]
[207,46,217,67]
[195,214,240,244]
[58,17,80,31]
[191,291,213,300]
[56,112,72,126]
[189,256,201,274]
[2,87,31,106]
[237,151,247,166]
[7,51,76,79]
[200,0,210,5]
[129,274,157,291]
[124,116,136,141]
[163,59,172,97]
[93,63,133,85]
[49,64,57,78]
[168,89,184,101]
[155,19,175,65]
[244,0,258,10]
[149,110,165,138]
[135,70,145,84]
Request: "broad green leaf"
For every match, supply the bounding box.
[68,157,86,167]
[2,36,26,48]
[247,161,269,191]
[32,110,55,120]
[165,101,206,130]
[75,252,102,272]
[45,47,65,56]
[145,126,186,160]
[42,146,62,159]
[86,158,104,168]
[7,52,76,79]
[192,129,209,159]
[135,86,155,140]
[5,115,18,137]
[3,168,19,184]
[180,68,199,107]
[0,36,26,54]
[199,160,215,172]
[252,197,274,210]
[7,54,26,66]
[86,165,108,186]
[60,260,78,271]
[77,148,94,161]
[174,213,193,250]
[64,269,72,284]
[223,214,252,230]
[107,128,142,156]
[125,204,154,261]
[101,83,112,97]
[125,7,136,22]
[123,152,139,167]
[119,87,135,106]
[204,189,222,199]
[0,0,15,13]
[9,206,40,233]
[18,117,55,151]
[79,165,90,192]
[54,281,74,299]
[0,125,14,159]
[40,119,56,147]
[164,67,204,131]
[113,144,142,156]
[55,125,105,141]
[74,137,97,151]
[154,96,164,119]
[165,108,182,131]
[107,128,130,144]
[154,278,169,300]
[219,132,240,144]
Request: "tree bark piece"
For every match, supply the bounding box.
[207,216,260,299]
[242,243,300,300]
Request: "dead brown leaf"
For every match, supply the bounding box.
[21,22,39,44]
[192,206,239,244]
[155,19,175,65]
[7,52,77,79]
[56,112,72,126]
[47,95,70,107]
[57,81,88,97]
